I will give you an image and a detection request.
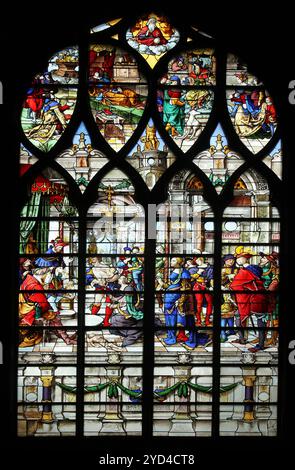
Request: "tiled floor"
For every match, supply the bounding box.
[18,330,277,358]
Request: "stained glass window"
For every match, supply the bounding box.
[17,13,282,439]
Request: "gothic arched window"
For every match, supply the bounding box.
[17,12,281,439]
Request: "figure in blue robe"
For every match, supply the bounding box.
[163,266,197,348]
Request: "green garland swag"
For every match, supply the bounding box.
[56,380,241,400]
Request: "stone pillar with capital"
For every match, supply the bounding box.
[236,356,261,435]
[100,353,126,435]
[40,367,55,423]
[243,375,256,422]
[35,365,60,435]
[169,354,195,436]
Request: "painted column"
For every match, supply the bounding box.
[243,375,256,421]
[100,353,125,435]
[236,355,261,435]
[169,353,194,436]
[40,368,55,422]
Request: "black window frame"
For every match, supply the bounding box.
[2,4,294,463]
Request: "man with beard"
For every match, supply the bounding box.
[19,263,77,347]
[136,17,167,47]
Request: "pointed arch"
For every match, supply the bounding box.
[15,12,283,440]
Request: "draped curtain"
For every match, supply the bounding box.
[19,193,50,253]
[36,196,50,252]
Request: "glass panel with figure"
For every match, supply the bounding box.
[221,171,279,358]
[157,88,214,152]
[89,44,146,84]
[21,87,77,152]
[89,84,147,151]
[17,13,283,440]
[227,89,277,154]
[155,172,215,409]
[126,14,180,68]
[159,48,216,86]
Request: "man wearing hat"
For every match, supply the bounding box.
[34,237,69,313]
[35,237,68,269]
[19,257,34,285]
[230,246,269,352]
[221,254,237,342]
[19,263,76,346]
